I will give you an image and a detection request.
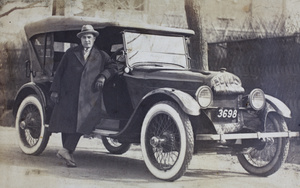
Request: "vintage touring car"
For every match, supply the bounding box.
[13,16,299,181]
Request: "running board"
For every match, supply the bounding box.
[92,129,119,137]
[196,131,300,141]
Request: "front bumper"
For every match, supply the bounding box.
[196,131,300,142]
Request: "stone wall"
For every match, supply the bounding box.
[201,0,300,42]
[59,0,187,28]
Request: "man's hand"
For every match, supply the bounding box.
[95,76,106,91]
[50,92,59,104]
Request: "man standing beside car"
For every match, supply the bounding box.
[49,25,117,167]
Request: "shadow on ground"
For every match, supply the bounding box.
[1,142,253,183]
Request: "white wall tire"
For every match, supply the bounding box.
[237,113,289,176]
[141,101,194,181]
[15,95,50,155]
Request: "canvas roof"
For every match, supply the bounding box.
[24,16,195,39]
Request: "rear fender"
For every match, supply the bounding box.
[13,82,49,118]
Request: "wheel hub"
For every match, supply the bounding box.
[150,136,166,147]
[150,132,176,152]
[20,113,35,129]
[20,112,40,139]
[20,121,26,130]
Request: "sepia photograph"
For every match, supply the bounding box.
[0,0,300,187]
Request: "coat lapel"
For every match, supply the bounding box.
[74,46,86,66]
[86,47,100,64]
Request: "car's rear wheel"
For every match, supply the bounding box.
[237,113,289,176]
[141,101,194,181]
[15,95,50,155]
[102,136,131,154]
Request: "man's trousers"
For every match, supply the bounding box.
[61,133,82,153]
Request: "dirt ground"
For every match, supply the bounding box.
[0,126,300,188]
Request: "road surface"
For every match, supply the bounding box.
[0,126,299,188]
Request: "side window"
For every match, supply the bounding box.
[31,33,54,76]
[31,34,78,77]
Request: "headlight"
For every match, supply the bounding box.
[248,89,265,110]
[196,86,213,108]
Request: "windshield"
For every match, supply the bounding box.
[124,32,188,69]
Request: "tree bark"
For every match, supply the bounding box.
[185,0,208,70]
[0,2,43,18]
[52,0,65,16]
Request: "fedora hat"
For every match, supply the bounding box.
[77,25,99,38]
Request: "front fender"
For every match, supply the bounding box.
[109,88,200,143]
[264,94,291,118]
[142,88,201,116]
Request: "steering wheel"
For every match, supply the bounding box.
[110,47,125,63]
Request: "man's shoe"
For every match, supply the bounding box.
[56,148,77,167]
[70,153,75,164]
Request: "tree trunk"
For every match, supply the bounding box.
[52,0,65,16]
[185,0,208,70]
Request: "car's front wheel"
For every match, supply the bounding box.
[237,113,289,176]
[141,101,194,181]
[15,95,50,155]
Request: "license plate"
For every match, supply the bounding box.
[214,108,238,122]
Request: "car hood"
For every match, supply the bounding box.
[130,69,245,95]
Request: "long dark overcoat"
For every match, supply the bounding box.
[49,45,116,134]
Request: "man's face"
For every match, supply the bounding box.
[81,34,96,48]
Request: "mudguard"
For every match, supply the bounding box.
[13,82,47,117]
[141,88,201,116]
[259,94,291,131]
[264,94,291,118]
[108,88,200,142]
